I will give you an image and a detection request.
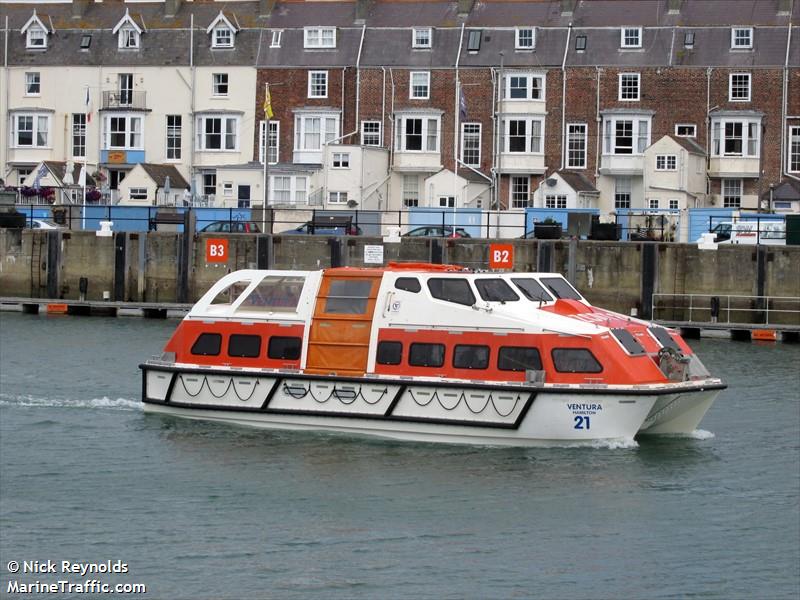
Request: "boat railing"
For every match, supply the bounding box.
[652,293,800,327]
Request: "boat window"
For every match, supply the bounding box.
[539,277,583,300]
[395,277,421,293]
[236,276,305,312]
[498,346,542,371]
[267,336,301,360]
[210,281,250,305]
[648,327,680,351]
[228,334,261,358]
[475,279,519,302]
[510,278,553,302]
[427,278,475,306]
[190,333,221,356]
[453,344,490,369]
[611,328,646,355]
[408,342,445,367]
[376,341,402,365]
[324,279,373,314]
[551,348,602,373]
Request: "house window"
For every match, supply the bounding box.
[410,71,430,99]
[669,199,679,210]
[129,188,148,201]
[467,30,482,52]
[395,116,439,152]
[648,198,659,209]
[332,152,350,168]
[304,27,336,49]
[195,115,239,151]
[504,73,544,100]
[655,155,677,171]
[731,27,753,49]
[723,179,742,208]
[510,176,530,208]
[212,73,229,96]
[294,114,339,151]
[25,72,40,95]
[575,35,587,51]
[361,121,381,146]
[402,174,419,207]
[270,30,282,48]
[618,73,640,101]
[202,172,216,197]
[118,27,139,49]
[329,191,348,204]
[789,126,800,172]
[566,123,587,168]
[675,123,696,137]
[729,73,751,101]
[166,115,182,160]
[269,175,307,205]
[614,177,631,209]
[712,119,760,157]
[621,27,642,48]
[259,121,280,164]
[515,28,535,50]
[503,118,543,153]
[118,73,133,105]
[438,196,455,208]
[545,195,567,209]
[413,28,432,48]
[603,117,650,155]
[72,114,86,158]
[105,115,143,149]
[212,27,233,49]
[222,182,234,197]
[12,113,50,148]
[308,71,328,98]
[461,123,481,167]
[27,27,47,49]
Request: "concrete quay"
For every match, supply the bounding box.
[1,229,798,327]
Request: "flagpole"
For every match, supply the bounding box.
[453,78,460,233]
[82,85,89,230]
[261,83,270,234]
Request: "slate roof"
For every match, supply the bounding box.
[555,170,599,193]
[760,179,800,200]
[140,164,190,189]
[666,134,706,155]
[43,161,96,187]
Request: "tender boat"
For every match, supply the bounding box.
[140,263,725,446]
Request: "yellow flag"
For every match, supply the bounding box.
[263,85,274,119]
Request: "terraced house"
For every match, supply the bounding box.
[2,0,799,217]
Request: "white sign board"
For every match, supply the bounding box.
[364,245,384,265]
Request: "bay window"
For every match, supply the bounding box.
[788,126,800,172]
[503,118,544,154]
[11,113,50,148]
[603,117,651,155]
[195,115,239,151]
[269,175,307,205]
[712,118,760,157]
[105,115,143,149]
[395,115,440,152]
[294,114,339,151]
[503,73,544,100]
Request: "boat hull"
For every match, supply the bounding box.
[141,363,724,446]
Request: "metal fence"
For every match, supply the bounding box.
[652,293,800,326]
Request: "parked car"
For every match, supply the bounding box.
[705,221,786,245]
[200,221,262,234]
[403,226,472,238]
[27,219,61,230]
[282,217,362,236]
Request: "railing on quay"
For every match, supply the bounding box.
[652,293,800,327]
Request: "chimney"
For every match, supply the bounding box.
[458,0,476,17]
[561,0,578,16]
[667,0,683,14]
[777,0,792,15]
[259,0,278,17]
[72,0,90,18]
[355,0,372,23]
[164,0,182,18]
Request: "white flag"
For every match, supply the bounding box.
[78,165,87,187]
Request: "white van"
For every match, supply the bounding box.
[708,221,786,245]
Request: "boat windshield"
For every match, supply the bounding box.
[510,278,553,303]
[475,279,519,302]
[235,276,306,312]
[539,277,583,300]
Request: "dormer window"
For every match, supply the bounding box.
[304,27,336,49]
[621,27,642,48]
[113,10,143,51]
[731,27,753,49]
[207,12,238,49]
[413,28,432,49]
[22,12,50,50]
[515,28,535,50]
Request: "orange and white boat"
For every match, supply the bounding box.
[140,263,725,446]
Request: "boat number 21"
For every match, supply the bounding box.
[574,415,591,430]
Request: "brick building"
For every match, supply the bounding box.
[1,0,799,215]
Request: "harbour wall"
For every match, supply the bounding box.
[1,229,798,322]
